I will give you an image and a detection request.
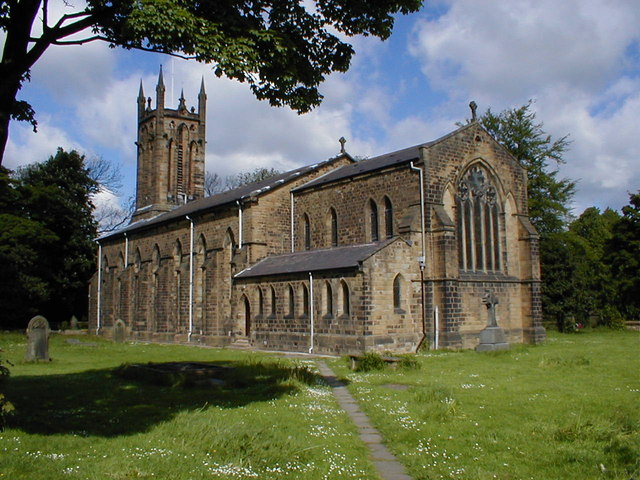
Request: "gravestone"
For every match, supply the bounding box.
[476,290,509,352]
[70,315,79,330]
[113,319,126,343]
[25,315,51,361]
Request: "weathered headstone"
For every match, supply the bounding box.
[113,319,126,343]
[25,315,51,361]
[70,315,79,330]
[476,290,509,352]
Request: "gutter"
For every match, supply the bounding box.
[236,200,243,248]
[96,241,102,335]
[309,271,314,354]
[186,215,194,341]
[410,161,429,352]
[290,192,295,252]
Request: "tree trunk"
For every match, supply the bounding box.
[0,76,22,166]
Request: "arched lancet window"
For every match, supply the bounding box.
[134,248,142,273]
[341,280,350,316]
[393,274,402,311]
[288,285,295,317]
[270,286,277,316]
[195,235,207,327]
[258,288,264,316]
[173,240,182,267]
[325,282,333,317]
[456,165,502,272]
[152,245,161,272]
[303,213,311,250]
[330,208,338,247]
[302,284,310,317]
[384,196,393,239]
[243,295,251,336]
[369,200,379,242]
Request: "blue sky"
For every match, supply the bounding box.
[4,0,640,218]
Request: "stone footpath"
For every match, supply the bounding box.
[316,361,413,480]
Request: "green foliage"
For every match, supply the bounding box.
[605,192,640,320]
[0,150,98,328]
[480,100,575,235]
[0,349,14,431]
[541,206,626,330]
[0,0,422,163]
[354,352,386,372]
[397,354,421,370]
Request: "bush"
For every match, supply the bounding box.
[355,352,385,372]
[398,355,421,370]
[598,305,626,330]
[0,349,14,430]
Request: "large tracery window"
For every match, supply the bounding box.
[457,165,502,272]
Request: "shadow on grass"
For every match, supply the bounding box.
[5,359,321,437]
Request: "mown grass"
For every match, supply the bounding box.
[329,329,640,480]
[0,334,378,480]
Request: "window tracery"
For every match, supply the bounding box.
[456,165,502,272]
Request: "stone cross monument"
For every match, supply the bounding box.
[476,290,509,352]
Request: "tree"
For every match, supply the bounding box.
[0,0,422,164]
[480,101,578,329]
[605,192,640,320]
[480,101,576,235]
[0,149,98,328]
[205,167,281,196]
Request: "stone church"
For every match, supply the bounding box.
[88,71,545,354]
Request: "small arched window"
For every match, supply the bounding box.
[288,285,295,317]
[270,286,277,316]
[152,245,161,272]
[325,282,333,317]
[173,240,182,267]
[393,275,402,310]
[370,200,379,242]
[134,248,142,273]
[384,196,393,239]
[258,288,264,316]
[302,284,310,317]
[330,208,338,247]
[341,280,350,316]
[303,213,311,250]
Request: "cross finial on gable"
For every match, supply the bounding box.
[339,136,346,154]
[469,101,478,122]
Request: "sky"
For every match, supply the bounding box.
[3,0,640,218]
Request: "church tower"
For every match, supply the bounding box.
[132,67,206,221]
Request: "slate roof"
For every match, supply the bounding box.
[234,238,397,279]
[98,156,347,241]
[292,144,422,192]
[293,122,477,192]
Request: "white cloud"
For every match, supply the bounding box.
[5,115,86,170]
[408,0,640,213]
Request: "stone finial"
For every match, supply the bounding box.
[339,137,346,154]
[469,101,478,122]
[178,89,187,111]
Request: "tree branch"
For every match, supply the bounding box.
[51,35,106,46]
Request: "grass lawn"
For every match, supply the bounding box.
[0,330,638,479]
[328,329,640,480]
[0,334,377,480]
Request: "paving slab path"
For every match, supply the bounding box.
[316,361,413,480]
